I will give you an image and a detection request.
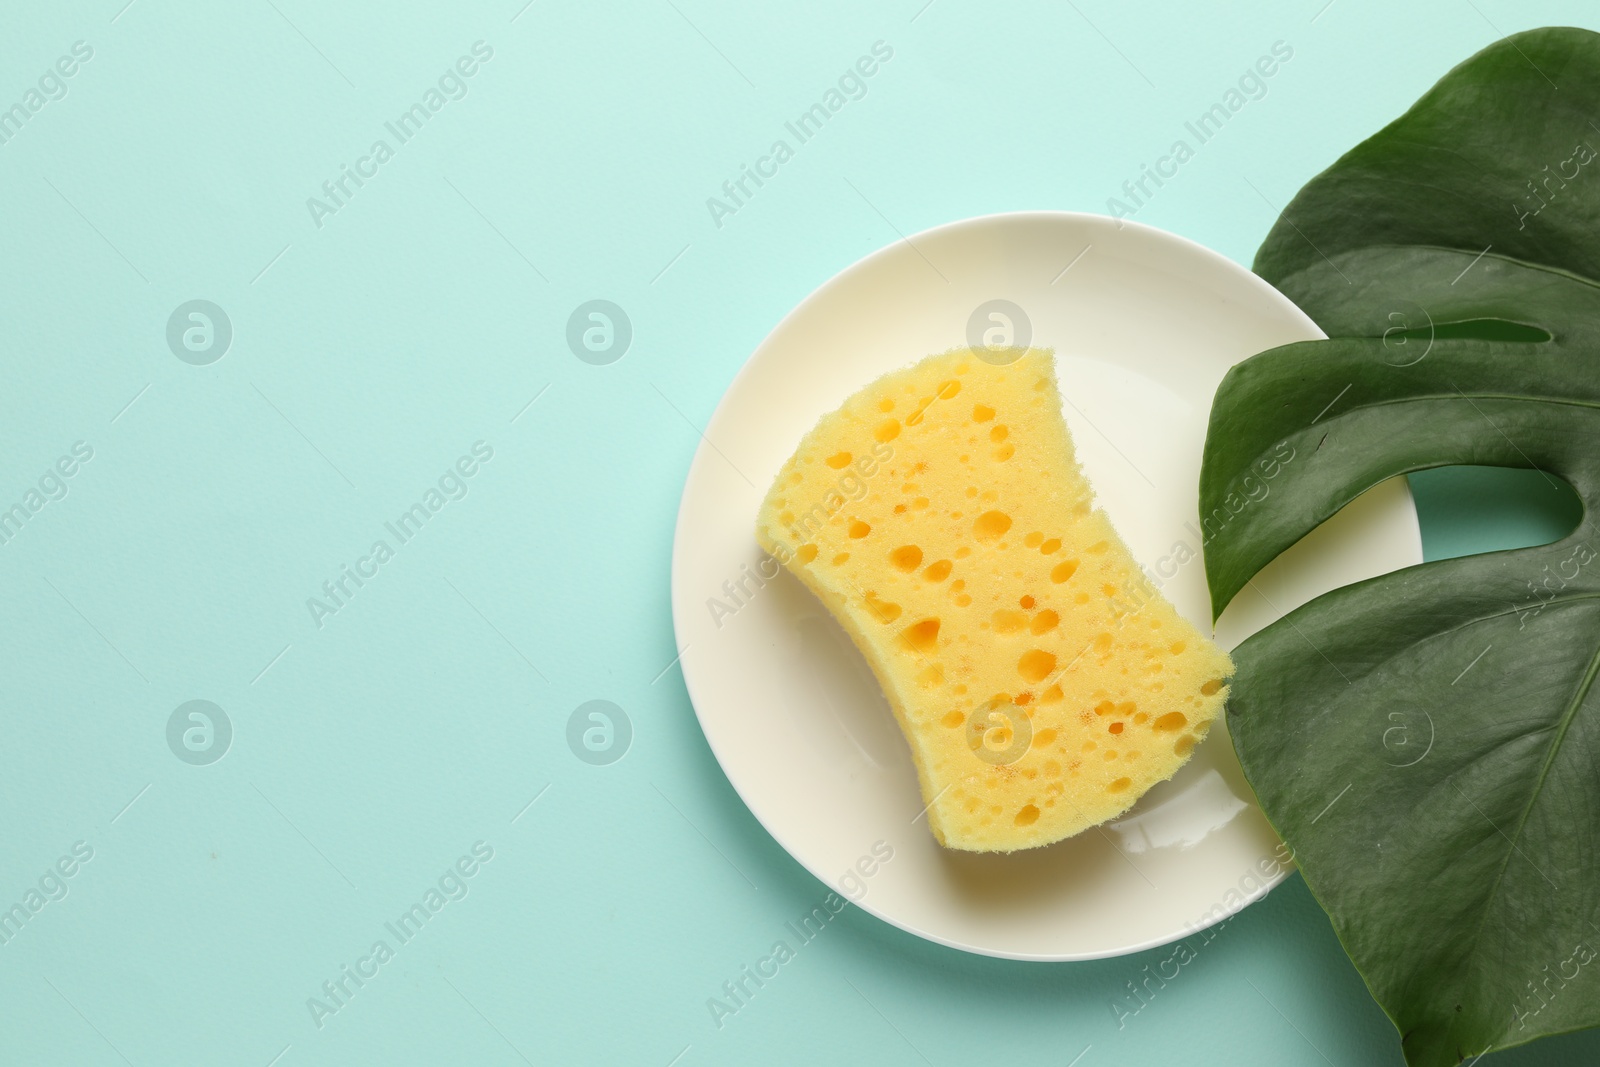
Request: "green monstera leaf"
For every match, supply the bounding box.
[1200,27,1600,1067]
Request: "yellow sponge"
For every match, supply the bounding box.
[755,348,1233,852]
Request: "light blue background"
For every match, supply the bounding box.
[0,1,1592,1064]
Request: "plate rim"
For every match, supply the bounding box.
[668,208,1420,961]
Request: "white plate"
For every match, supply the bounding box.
[669,211,1422,961]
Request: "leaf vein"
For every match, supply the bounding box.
[1444,628,1600,1033]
